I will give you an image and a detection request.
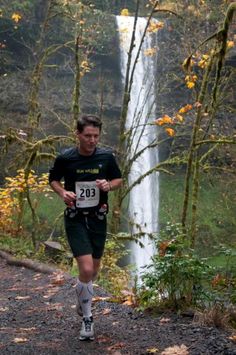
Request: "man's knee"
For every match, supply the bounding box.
[79,265,94,281]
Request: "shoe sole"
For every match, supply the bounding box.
[79,335,95,341]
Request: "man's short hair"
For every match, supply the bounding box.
[77,115,102,133]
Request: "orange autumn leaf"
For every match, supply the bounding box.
[178,104,193,114]
[162,114,173,124]
[159,240,171,256]
[154,114,173,126]
[147,21,164,33]
[165,127,175,137]
[154,118,165,126]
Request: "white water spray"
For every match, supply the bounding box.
[116,16,159,275]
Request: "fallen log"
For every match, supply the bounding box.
[0,249,72,279]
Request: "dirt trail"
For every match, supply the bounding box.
[0,256,235,354]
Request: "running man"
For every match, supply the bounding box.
[49,115,122,340]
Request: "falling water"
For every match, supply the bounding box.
[116,16,159,275]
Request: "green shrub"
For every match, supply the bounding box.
[138,223,213,310]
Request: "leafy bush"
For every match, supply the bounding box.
[138,223,213,310]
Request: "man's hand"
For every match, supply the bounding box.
[61,190,76,206]
[50,181,76,205]
[96,179,110,192]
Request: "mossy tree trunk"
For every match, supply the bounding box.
[182,2,236,247]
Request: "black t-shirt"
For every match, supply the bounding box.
[49,146,122,211]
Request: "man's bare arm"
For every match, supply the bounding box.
[50,181,76,206]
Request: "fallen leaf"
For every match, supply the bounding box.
[147,347,159,353]
[161,344,189,355]
[229,335,236,343]
[50,273,65,286]
[97,335,111,343]
[13,337,28,343]
[102,308,111,315]
[46,303,63,311]
[15,296,31,300]
[107,342,126,351]
[159,317,171,324]
[0,307,9,312]
[92,296,111,302]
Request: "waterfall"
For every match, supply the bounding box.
[116,16,159,275]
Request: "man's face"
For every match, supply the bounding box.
[76,125,100,155]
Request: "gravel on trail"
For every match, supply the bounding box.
[0,256,236,355]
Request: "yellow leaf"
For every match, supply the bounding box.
[175,114,184,122]
[186,81,195,89]
[11,13,22,23]
[165,128,175,137]
[120,8,129,16]
[202,54,209,60]
[227,40,234,49]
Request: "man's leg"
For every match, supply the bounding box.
[76,254,94,317]
[75,254,98,340]
[75,255,101,313]
[92,257,101,280]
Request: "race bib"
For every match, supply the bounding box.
[75,181,100,208]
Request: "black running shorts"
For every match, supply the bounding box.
[64,213,107,259]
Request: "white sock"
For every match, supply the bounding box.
[76,280,93,318]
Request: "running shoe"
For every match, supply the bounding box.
[79,316,94,340]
